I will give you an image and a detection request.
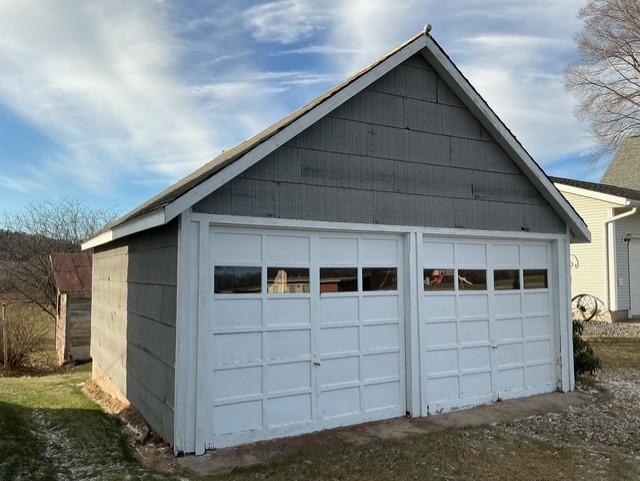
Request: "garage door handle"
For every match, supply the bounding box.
[491,344,498,350]
[313,361,321,366]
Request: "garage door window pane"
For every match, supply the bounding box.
[363,268,397,291]
[424,269,455,291]
[494,270,520,290]
[458,270,487,291]
[320,268,358,294]
[267,267,310,294]
[215,266,262,294]
[523,269,548,289]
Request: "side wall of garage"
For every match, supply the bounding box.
[194,54,565,235]
[91,220,178,444]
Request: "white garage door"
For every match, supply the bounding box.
[421,238,556,414]
[206,227,405,447]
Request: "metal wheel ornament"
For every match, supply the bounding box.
[571,294,602,322]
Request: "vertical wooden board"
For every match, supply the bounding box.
[436,76,464,107]
[443,166,473,199]
[442,105,482,140]
[275,183,304,220]
[407,129,450,166]
[405,98,443,134]
[404,54,434,71]
[483,141,521,174]
[332,89,405,129]
[357,156,396,192]
[369,65,408,96]
[524,204,565,234]
[405,64,437,102]
[174,212,199,453]
[367,124,409,161]
[416,195,456,227]
[253,180,279,218]
[451,137,487,170]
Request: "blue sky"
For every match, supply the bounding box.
[0,0,607,215]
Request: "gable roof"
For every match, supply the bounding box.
[601,136,640,190]
[552,176,640,205]
[83,28,590,249]
[50,253,92,295]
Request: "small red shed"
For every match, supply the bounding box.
[50,253,92,365]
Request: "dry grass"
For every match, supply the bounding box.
[1,338,640,480]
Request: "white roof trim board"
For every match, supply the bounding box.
[555,183,632,206]
[554,182,640,207]
[82,29,590,250]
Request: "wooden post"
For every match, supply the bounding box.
[1,303,6,368]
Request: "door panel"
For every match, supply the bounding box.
[206,227,405,447]
[421,238,555,415]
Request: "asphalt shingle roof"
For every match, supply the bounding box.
[602,136,640,190]
[551,176,640,203]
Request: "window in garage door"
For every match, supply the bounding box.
[421,238,555,415]
[206,228,405,447]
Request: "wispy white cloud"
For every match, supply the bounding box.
[319,0,595,168]
[0,0,601,212]
[270,45,365,56]
[0,0,222,191]
[243,0,330,44]
[0,175,44,194]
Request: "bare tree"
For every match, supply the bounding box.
[0,198,117,319]
[566,0,640,157]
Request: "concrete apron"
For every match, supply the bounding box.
[177,391,593,476]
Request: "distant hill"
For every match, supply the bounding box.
[0,230,35,261]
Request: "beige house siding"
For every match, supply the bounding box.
[612,209,640,312]
[562,192,617,307]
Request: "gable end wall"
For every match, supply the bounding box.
[194,54,565,234]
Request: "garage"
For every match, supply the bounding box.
[421,238,555,414]
[206,227,405,447]
[84,29,590,455]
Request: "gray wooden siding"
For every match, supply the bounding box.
[195,54,564,234]
[67,295,91,361]
[92,220,178,444]
[613,210,640,312]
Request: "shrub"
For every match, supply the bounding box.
[573,319,601,376]
[0,315,48,370]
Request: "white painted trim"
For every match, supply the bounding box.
[418,40,589,243]
[607,209,619,311]
[81,208,166,250]
[554,183,631,206]
[163,36,428,223]
[173,210,200,454]
[403,232,421,416]
[556,232,574,391]
[195,220,211,455]
[190,213,569,241]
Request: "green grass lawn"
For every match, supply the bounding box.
[0,364,167,481]
[1,340,639,481]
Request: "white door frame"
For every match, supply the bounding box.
[173,212,574,455]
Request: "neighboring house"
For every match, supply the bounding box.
[50,253,92,365]
[553,137,640,321]
[82,30,590,455]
